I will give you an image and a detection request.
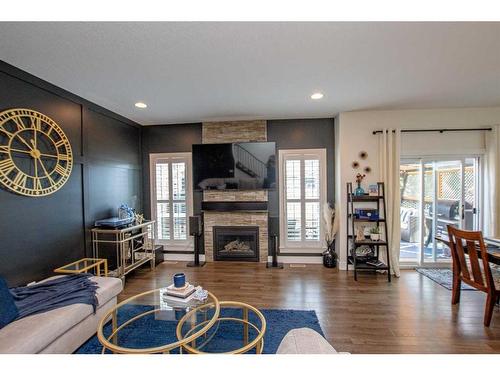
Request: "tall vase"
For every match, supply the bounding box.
[323,241,338,268]
[354,182,365,196]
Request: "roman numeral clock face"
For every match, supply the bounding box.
[0,109,73,197]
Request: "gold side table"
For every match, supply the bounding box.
[176,301,266,354]
[54,258,108,276]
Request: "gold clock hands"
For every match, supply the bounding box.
[9,148,32,155]
[13,133,34,152]
[38,159,55,184]
[29,139,58,159]
[39,153,58,159]
[34,152,38,180]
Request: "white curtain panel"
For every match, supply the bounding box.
[485,125,500,238]
[378,129,401,277]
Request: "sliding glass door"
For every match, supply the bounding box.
[400,156,480,265]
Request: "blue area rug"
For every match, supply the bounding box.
[415,268,476,291]
[75,305,323,354]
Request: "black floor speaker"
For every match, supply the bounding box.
[267,216,283,269]
[187,215,205,267]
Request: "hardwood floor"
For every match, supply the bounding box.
[120,261,500,354]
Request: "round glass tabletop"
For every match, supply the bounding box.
[97,287,219,354]
[176,301,266,354]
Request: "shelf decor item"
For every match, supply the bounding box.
[351,245,374,261]
[322,202,339,268]
[173,273,186,288]
[354,208,379,220]
[354,173,366,196]
[135,213,144,225]
[369,227,381,241]
[368,184,379,196]
[356,226,366,241]
[119,204,135,219]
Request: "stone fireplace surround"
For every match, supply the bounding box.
[201,120,269,263]
[202,191,269,263]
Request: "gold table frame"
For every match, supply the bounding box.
[96,289,220,354]
[54,258,108,276]
[176,300,267,354]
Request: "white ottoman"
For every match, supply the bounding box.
[277,327,340,354]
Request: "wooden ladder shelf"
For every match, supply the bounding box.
[346,182,391,282]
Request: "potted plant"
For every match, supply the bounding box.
[322,202,339,268]
[369,226,380,241]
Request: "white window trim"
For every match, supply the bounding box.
[279,148,327,254]
[150,152,194,252]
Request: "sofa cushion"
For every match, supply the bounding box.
[0,276,18,329]
[0,276,122,353]
[276,327,337,354]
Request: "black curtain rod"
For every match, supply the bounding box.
[372,127,492,135]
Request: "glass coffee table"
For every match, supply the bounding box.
[97,287,220,354]
[176,301,266,354]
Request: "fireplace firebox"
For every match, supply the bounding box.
[213,226,259,261]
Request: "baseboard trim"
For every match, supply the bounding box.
[163,254,322,264]
[271,255,323,264]
[163,254,206,262]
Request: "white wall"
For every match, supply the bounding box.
[335,107,500,269]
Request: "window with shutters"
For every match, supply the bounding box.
[150,153,193,251]
[279,149,327,252]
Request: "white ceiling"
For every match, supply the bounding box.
[0,22,499,125]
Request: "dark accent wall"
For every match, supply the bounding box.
[141,123,202,219]
[267,118,335,217]
[141,118,335,255]
[141,123,203,254]
[0,61,142,286]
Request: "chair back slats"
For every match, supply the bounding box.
[446,225,494,293]
[467,239,485,285]
[454,239,470,280]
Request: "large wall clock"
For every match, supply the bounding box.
[0,108,73,197]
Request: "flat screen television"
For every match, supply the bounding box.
[192,142,276,191]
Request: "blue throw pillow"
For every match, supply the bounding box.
[0,276,18,329]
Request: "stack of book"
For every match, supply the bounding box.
[162,283,196,306]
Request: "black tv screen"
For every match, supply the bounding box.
[192,142,276,191]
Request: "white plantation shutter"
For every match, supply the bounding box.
[280,149,327,252]
[155,163,170,239]
[151,153,193,250]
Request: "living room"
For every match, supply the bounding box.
[1,1,500,373]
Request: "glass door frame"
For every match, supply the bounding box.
[400,154,482,267]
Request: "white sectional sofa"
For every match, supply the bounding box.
[0,276,122,354]
[277,328,349,354]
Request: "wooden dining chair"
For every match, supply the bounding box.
[447,225,500,326]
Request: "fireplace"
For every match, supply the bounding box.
[213,226,259,261]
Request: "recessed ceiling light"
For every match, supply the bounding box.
[135,102,147,109]
[311,92,324,100]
